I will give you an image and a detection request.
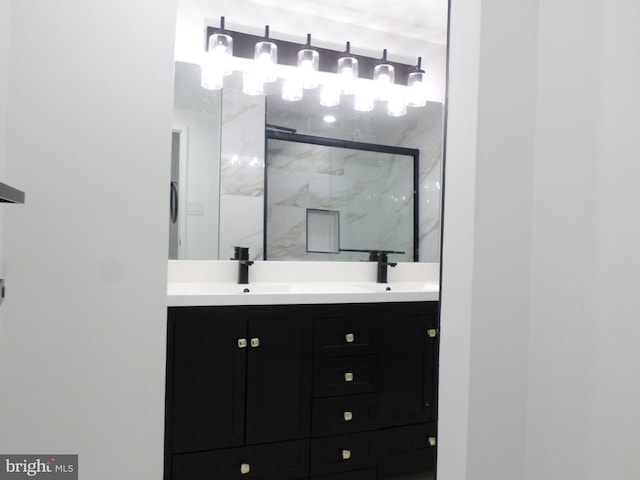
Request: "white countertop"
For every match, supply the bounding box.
[167,280,439,306]
[167,261,440,307]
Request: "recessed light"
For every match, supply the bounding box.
[323,114,337,123]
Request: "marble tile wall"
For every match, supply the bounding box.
[266,140,415,262]
[219,80,443,262]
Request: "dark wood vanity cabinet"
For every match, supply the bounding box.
[165,301,439,480]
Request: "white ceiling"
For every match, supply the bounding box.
[247,0,449,45]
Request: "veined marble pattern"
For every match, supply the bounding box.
[266,140,415,262]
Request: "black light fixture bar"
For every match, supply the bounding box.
[205,26,413,85]
[0,181,25,204]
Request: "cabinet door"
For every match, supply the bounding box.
[168,307,247,453]
[172,439,310,480]
[245,307,313,445]
[379,302,439,427]
[378,423,437,480]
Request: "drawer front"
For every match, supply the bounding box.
[314,317,380,357]
[312,394,379,437]
[313,356,379,397]
[171,440,309,480]
[310,432,378,476]
[311,468,378,480]
[378,423,436,479]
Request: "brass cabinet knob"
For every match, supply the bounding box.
[343,411,353,422]
[428,436,437,447]
[342,449,352,460]
[240,463,251,474]
[237,338,248,349]
[344,372,354,382]
[250,337,260,348]
[427,329,438,338]
[345,333,355,343]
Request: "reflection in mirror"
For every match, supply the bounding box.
[170,62,442,262]
[169,62,222,260]
[265,131,418,262]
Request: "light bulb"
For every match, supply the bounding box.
[388,86,407,117]
[354,87,374,112]
[282,76,303,101]
[206,32,233,77]
[373,49,395,101]
[406,71,427,107]
[337,42,359,95]
[254,28,278,83]
[407,57,427,107]
[297,34,319,89]
[200,63,223,90]
[242,72,264,96]
[320,83,340,107]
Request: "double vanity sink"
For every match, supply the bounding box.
[167,260,440,306]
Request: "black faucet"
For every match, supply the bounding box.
[369,250,397,284]
[232,246,254,284]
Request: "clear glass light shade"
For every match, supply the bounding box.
[407,71,427,107]
[200,63,224,90]
[354,84,374,112]
[337,56,359,95]
[373,63,395,101]
[387,87,407,117]
[297,48,319,89]
[242,72,264,96]
[254,41,278,83]
[206,33,234,77]
[320,82,340,107]
[282,76,303,101]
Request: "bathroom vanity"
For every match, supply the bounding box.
[165,272,439,480]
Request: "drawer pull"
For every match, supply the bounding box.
[240,463,251,474]
[250,337,260,348]
[428,436,437,447]
[343,410,353,422]
[342,449,352,460]
[344,372,354,382]
[345,333,355,343]
[238,338,248,349]
[427,329,438,338]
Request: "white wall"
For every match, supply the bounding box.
[0,0,11,274]
[526,1,640,478]
[443,1,640,480]
[173,108,221,259]
[440,0,538,478]
[0,1,177,479]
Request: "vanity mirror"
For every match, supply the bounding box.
[169,22,444,263]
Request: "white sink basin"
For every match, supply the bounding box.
[167,281,439,306]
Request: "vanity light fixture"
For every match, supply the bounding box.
[297,34,320,90]
[254,25,278,83]
[201,16,233,90]
[406,57,427,107]
[201,23,431,114]
[373,49,395,101]
[337,42,358,95]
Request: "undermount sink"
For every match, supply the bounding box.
[168,281,437,295]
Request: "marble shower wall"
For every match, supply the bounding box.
[266,140,415,262]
